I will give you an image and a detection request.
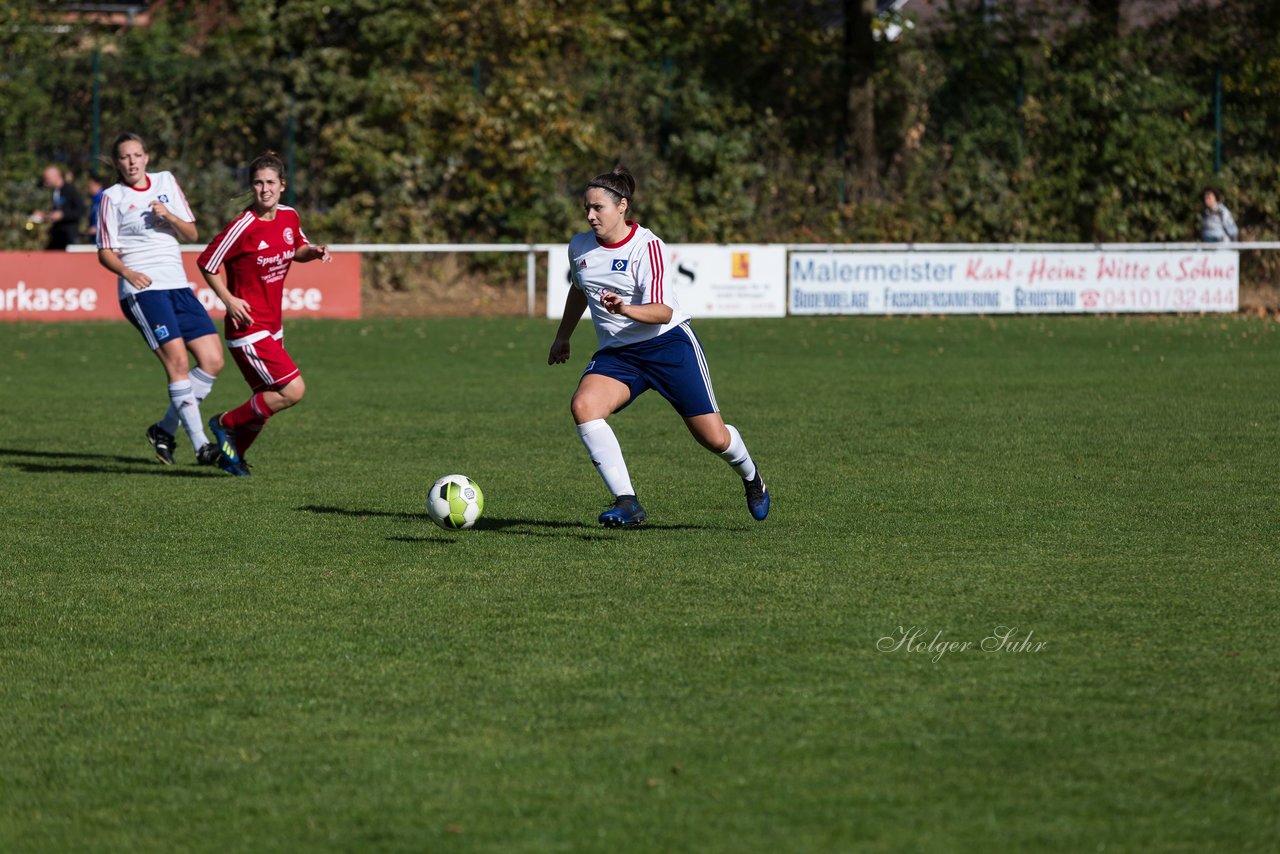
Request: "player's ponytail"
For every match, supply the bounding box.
[586,165,635,206]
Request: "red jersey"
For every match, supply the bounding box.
[197,206,309,340]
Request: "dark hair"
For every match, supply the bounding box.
[109,132,147,181]
[1203,186,1221,202]
[249,150,286,182]
[586,165,635,205]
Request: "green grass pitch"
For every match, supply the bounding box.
[2,315,1277,851]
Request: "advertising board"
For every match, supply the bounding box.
[0,251,361,321]
[789,249,1239,315]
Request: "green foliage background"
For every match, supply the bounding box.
[2,0,1277,251]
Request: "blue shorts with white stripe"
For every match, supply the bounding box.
[583,321,720,417]
[120,288,217,351]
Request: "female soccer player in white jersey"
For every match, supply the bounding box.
[96,132,237,474]
[548,166,769,527]
[197,151,331,476]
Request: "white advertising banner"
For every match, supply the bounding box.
[547,244,787,319]
[789,249,1239,315]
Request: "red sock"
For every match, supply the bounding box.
[222,393,272,453]
[236,421,266,455]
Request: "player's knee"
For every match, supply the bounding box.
[158,349,190,382]
[686,419,728,453]
[570,395,593,424]
[280,377,306,408]
[188,334,225,375]
[571,393,613,424]
[202,350,225,375]
[702,431,730,453]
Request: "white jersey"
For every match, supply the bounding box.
[96,171,195,298]
[568,221,688,349]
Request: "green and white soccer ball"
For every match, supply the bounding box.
[427,474,484,530]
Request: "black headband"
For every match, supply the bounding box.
[587,182,627,200]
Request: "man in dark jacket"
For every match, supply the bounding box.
[31,165,85,250]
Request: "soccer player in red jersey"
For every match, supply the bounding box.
[196,151,331,475]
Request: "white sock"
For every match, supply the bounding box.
[161,367,216,436]
[168,380,209,451]
[718,424,758,481]
[577,419,635,498]
[158,399,181,436]
[190,366,216,403]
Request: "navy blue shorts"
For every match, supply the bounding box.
[120,288,217,351]
[584,322,720,417]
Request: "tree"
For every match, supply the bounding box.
[843,0,880,201]
[0,0,1275,255]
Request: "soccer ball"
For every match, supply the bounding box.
[426,474,484,530]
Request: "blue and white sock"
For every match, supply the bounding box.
[577,419,635,498]
[161,367,216,436]
[158,400,181,437]
[717,424,758,481]
[168,380,209,451]
[190,366,216,403]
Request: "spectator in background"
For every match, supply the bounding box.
[85,173,105,241]
[1200,188,1238,243]
[30,164,86,250]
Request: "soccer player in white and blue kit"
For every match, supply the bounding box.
[96,132,236,473]
[548,166,769,527]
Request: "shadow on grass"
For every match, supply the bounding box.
[298,505,428,523]
[0,446,221,478]
[298,505,713,540]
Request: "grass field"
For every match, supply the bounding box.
[2,314,1278,852]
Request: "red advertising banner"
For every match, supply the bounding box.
[0,251,362,321]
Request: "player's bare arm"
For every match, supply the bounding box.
[200,268,253,329]
[600,290,673,324]
[97,247,152,290]
[295,244,332,263]
[148,200,198,242]
[549,287,589,364]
